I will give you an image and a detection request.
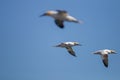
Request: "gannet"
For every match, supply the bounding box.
[41,10,83,28]
[93,49,116,67]
[54,42,81,57]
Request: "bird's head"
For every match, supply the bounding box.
[74,42,81,46]
[105,49,116,54]
[40,11,57,17]
[110,50,116,54]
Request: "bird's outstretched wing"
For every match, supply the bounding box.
[102,54,108,67]
[55,19,64,28]
[56,10,67,14]
[56,10,68,16]
[66,47,76,57]
[93,51,101,54]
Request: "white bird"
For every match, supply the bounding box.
[54,42,81,57]
[93,49,116,67]
[40,10,83,28]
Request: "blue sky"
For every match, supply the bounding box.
[1,0,120,80]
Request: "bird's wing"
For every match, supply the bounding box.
[56,10,67,14]
[93,50,101,54]
[101,54,108,67]
[55,43,65,47]
[54,19,64,28]
[56,10,68,16]
[66,47,76,57]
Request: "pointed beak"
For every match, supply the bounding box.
[40,13,47,17]
[77,44,82,46]
[53,45,59,47]
[111,50,117,54]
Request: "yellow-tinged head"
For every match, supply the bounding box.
[40,11,57,16]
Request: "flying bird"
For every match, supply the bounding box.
[93,49,116,68]
[54,42,81,57]
[40,10,83,28]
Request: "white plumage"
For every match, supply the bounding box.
[41,10,83,28]
[93,49,116,67]
[54,42,81,57]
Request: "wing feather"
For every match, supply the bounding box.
[66,47,76,57]
[54,20,64,28]
[102,54,108,67]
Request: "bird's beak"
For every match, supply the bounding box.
[52,45,59,47]
[111,50,117,54]
[40,13,47,17]
[77,44,82,46]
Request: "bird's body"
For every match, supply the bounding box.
[54,42,81,57]
[41,10,83,28]
[93,49,116,67]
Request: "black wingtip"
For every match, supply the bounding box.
[102,60,108,68]
[68,52,77,57]
[74,55,77,57]
[104,64,108,68]
[58,25,64,29]
[71,54,77,57]
[71,53,77,57]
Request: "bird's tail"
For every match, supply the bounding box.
[77,20,84,24]
[53,45,61,47]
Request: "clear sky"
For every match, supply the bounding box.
[1,0,120,80]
